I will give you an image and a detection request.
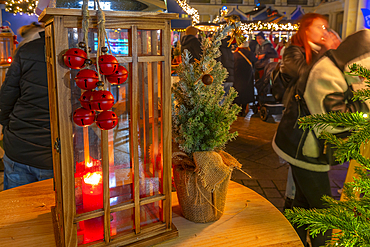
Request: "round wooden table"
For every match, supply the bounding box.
[0,179,302,247]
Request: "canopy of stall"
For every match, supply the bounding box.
[167,0,192,30]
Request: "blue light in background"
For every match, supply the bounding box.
[222,6,227,11]
[362,8,370,29]
[1,9,38,43]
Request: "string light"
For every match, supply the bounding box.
[175,0,200,24]
[5,0,37,15]
[172,28,186,32]
[217,21,299,33]
[239,21,299,32]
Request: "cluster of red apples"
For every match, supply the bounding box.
[63,42,128,130]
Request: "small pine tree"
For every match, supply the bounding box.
[172,24,241,155]
[284,63,370,247]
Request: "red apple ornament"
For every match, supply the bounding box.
[79,90,93,109]
[106,65,128,85]
[97,54,119,75]
[73,107,96,127]
[96,110,118,130]
[63,48,87,69]
[90,90,115,111]
[75,69,99,90]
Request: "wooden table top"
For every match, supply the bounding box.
[0,179,302,247]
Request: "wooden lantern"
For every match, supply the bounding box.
[40,8,178,246]
[0,28,16,85]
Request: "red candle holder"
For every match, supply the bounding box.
[82,172,104,243]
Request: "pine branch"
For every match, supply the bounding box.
[353,88,370,103]
[346,63,370,83]
[298,112,368,131]
[289,63,370,246]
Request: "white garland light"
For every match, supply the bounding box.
[5,0,37,15]
[239,21,299,33]
[175,0,200,24]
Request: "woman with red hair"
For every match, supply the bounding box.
[272,13,342,247]
[279,13,340,90]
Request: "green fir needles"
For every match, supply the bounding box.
[285,63,370,247]
[172,24,241,155]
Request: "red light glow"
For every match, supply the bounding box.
[7,57,12,63]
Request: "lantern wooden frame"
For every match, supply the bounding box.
[40,8,178,246]
[0,31,16,84]
[0,31,15,65]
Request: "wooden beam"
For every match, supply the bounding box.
[52,16,78,247]
[39,8,178,23]
[131,25,141,234]
[138,56,165,63]
[102,130,111,243]
[45,20,66,247]
[162,20,172,229]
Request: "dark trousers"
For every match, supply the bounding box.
[290,165,332,247]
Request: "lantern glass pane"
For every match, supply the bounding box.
[137,30,161,56]
[68,27,133,214]
[110,209,134,238]
[109,62,134,206]
[67,28,130,56]
[137,61,163,199]
[140,201,162,227]
[68,28,104,215]
[77,216,104,245]
[0,34,14,65]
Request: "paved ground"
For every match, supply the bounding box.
[0,109,348,213]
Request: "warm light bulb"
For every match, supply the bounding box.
[363,113,368,118]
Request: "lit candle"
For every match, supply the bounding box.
[82,172,103,243]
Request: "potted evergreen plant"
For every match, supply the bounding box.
[171,24,243,223]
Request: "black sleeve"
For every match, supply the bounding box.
[0,51,21,126]
[190,38,202,61]
[248,51,258,65]
[264,43,279,59]
[280,45,307,79]
[323,88,369,113]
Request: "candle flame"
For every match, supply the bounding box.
[83,172,102,185]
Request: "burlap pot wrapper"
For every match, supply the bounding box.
[193,151,236,192]
[173,166,231,223]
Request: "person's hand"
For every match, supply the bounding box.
[323,31,341,50]
[257,54,265,60]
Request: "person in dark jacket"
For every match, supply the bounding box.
[216,36,234,95]
[255,31,278,80]
[272,14,355,247]
[0,22,53,190]
[233,41,257,117]
[249,38,257,53]
[180,26,201,63]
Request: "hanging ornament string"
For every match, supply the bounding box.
[82,0,90,61]
[96,0,112,55]
[95,0,113,83]
[95,0,104,82]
